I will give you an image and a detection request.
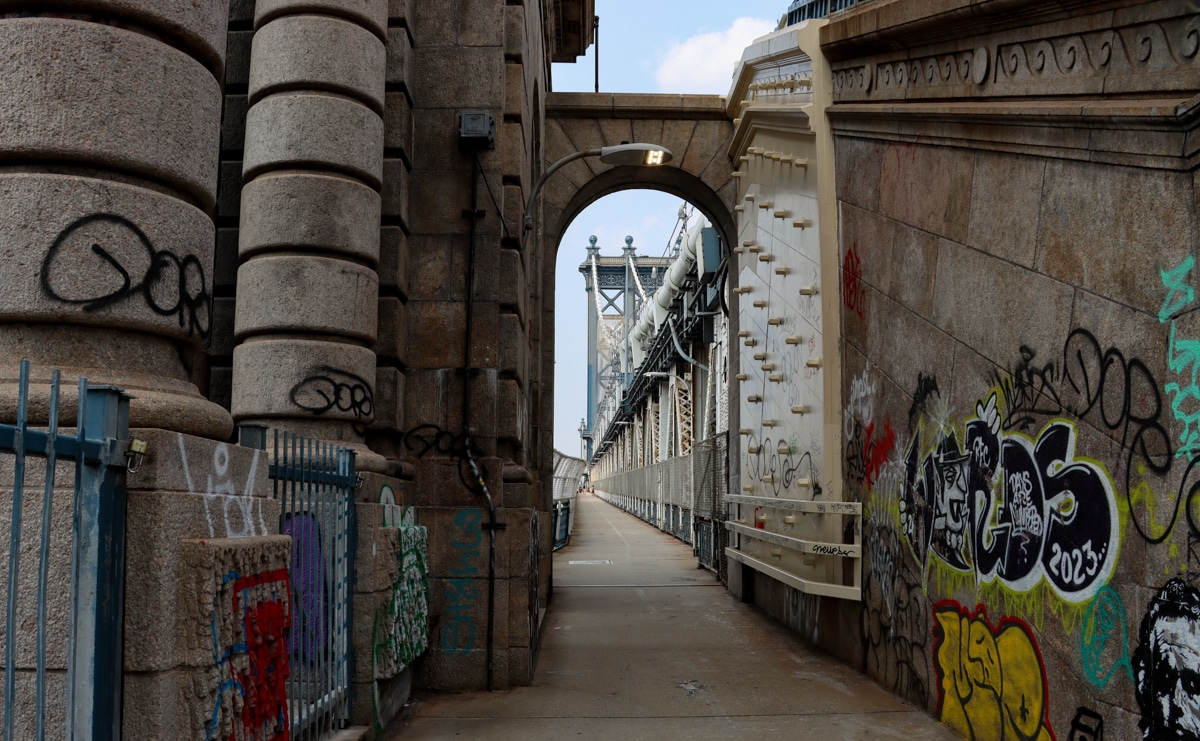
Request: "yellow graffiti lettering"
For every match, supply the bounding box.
[934,604,1054,741]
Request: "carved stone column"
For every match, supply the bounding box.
[233,0,387,465]
[0,2,234,439]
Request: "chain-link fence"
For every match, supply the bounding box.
[692,432,728,579]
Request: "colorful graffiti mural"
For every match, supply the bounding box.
[209,569,291,741]
[374,521,429,679]
[902,392,1119,602]
[933,602,1054,741]
[1134,579,1200,740]
[845,256,1200,737]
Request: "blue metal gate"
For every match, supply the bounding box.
[269,431,357,740]
[0,359,130,739]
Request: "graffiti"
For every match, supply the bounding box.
[1133,578,1200,740]
[909,373,940,433]
[442,508,483,654]
[283,513,328,664]
[864,419,896,490]
[380,483,409,529]
[863,518,930,708]
[813,544,854,557]
[842,242,865,319]
[1161,255,1196,324]
[1070,708,1104,741]
[209,569,291,741]
[847,368,878,427]
[399,424,470,460]
[1190,533,1200,585]
[1081,585,1133,688]
[528,512,541,655]
[902,392,1119,602]
[373,521,429,699]
[290,367,374,420]
[745,433,823,498]
[989,330,1184,545]
[177,434,268,539]
[846,417,867,484]
[933,602,1054,741]
[40,213,211,337]
[989,345,1062,433]
[1161,256,1200,462]
[843,367,896,492]
[784,585,821,644]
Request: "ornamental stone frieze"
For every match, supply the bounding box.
[821,1,1200,171]
[827,4,1200,102]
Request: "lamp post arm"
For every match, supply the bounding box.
[523,147,602,235]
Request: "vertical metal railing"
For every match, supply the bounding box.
[270,431,356,740]
[0,359,129,740]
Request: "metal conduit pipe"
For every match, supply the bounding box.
[630,220,706,364]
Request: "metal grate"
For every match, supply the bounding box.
[0,360,129,739]
[270,432,357,740]
[692,432,728,520]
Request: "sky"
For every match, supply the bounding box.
[550,1,786,456]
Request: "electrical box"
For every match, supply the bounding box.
[459,110,496,149]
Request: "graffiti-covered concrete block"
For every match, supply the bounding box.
[357,525,402,593]
[126,487,282,674]
[373,524,429,680]
[179,536,292,741]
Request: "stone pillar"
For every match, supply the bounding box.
[0,2,234,439]
[233,0,387,459]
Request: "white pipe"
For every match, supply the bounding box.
[630,220,706,364]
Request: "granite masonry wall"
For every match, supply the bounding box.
[735,3,1200,740]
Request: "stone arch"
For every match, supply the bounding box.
[549,165,737,259]
[537,92,737,259]
[530,92,735,477]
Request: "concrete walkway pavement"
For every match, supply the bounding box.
[384,491,959,741]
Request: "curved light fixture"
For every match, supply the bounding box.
[597,143,673,166]
[522,143,674,236]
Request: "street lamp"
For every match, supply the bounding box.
[522,143,674,235]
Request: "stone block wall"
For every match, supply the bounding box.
[122,431,282,739]
[0,1,233,439]
[352,472,429,731]
[740,2,1200,739]
[204,0,554,696]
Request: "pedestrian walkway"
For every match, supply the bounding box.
[384,491,959,741]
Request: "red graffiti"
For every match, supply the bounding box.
[843,243,865,319]
[231,569,291,741]
[863,418,895,489]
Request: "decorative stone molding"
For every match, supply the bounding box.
[830,7,1200,103]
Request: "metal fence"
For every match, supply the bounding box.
[593,454,693,544]
[551,451,584,550]
[0,359,129,740]
[551,499,573,550]
[594,434,728,574]
[269,432,357,740]
[692,433,728,579]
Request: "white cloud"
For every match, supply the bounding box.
[654,17,777,95]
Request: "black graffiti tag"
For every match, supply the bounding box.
[398,424,469,460]
[746,433,823,498]
[290,367,374,420]
[40,214,211,338]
